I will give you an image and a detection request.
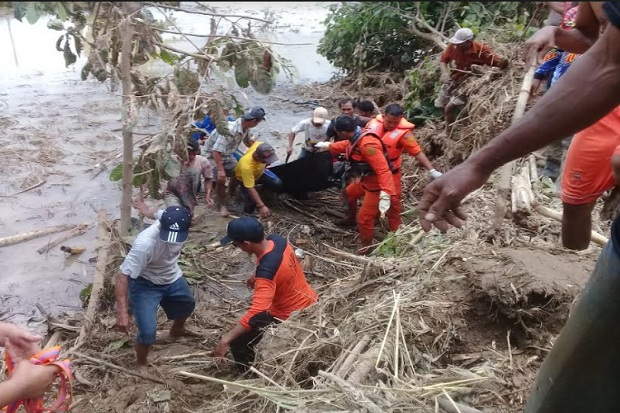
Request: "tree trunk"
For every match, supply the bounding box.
[119,3,137,235]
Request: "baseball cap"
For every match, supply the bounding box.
[254,142,278,164]
[242,107,266,121]
[220,216,265,245]
[187,139,200,153]
[449,28,474,44]
[312,107,329,125]
[159,206,192,243]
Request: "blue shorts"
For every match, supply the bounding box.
[128,276,196,345]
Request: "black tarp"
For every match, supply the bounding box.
[268,152,335,198]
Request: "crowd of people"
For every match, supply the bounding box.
[4,2,620,411]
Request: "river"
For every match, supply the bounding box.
[0,1,337,334]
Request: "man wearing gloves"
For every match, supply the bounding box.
[316,115,397,254]
[337,103,442,230]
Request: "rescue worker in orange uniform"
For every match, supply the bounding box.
[336,103,442,230]
[315,115,397,253]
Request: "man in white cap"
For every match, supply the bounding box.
[286,106,331,159]
[435,27,508,137]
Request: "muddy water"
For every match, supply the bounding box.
[0,2,336,333]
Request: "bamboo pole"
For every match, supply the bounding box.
[492,59,538,231]
[0,224,74,249]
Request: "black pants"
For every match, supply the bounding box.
[230,312,279,372]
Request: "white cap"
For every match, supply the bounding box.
[312,107,328,125]
[449,28,474,45]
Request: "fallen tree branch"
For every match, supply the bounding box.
[37,222,91,254]
[73,352,165,384]
[1,179,47,197]
[150,26,313,45]
[0,224,74,249]
[70,211,111,353]
[143,2,270,22]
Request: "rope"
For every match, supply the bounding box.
[3,346,73,413]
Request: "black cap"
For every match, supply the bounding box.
[187,139,200,153]
[242,107,266,121]
[159,206,192,243]
[220,217,265,245]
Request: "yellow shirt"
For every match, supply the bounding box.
[235,141,266,188]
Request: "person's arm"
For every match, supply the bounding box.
[325,119,336,139]
[201,158,214,206]
[327,139,349,156]
[0,361,58,408]
[418,21,620,232]
[525,2,602,62]
[213,278,276,358]
[287,132,296,153]
[439,61,451,82]
[247,187,270,217]
[473,23,620,176]
[114,272,130,332]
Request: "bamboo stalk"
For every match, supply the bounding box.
[336,334,371,378]
[0,224,74,249]
[534,205,608,246]
[493,59,538,231]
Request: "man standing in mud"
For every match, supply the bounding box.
[214,217,318,373]
[202,107,266,217]
[418,3,620,411]
[115,206,199,367]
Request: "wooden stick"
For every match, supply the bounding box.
[534,205,608,246]
[317,370,383,413]
[0,224,74,249]
[37,222,91,254]
[493,60,538,231]
[73,352,165,384]
[70,211,110,352]
[336,334,371,378]
[1,179,47,197]
[326,245,372,265]
[437,395,484,413]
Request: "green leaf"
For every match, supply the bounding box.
[250,67,274,95]
[159,49,179,65]
[234,56,251,88]
[47,19,64,31]
[106,338,129,352]
[109,163,123,181]
[132,172,146,187]
[57,3,68,21]
[24,3,41,24]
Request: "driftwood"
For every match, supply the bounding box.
[493,60,537,231]
[0,179,47,197]
[511,164,535,215]
[37,222,91,254]
[0,224,74,249]
[69,210,111,353]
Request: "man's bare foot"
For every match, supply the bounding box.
[220,206,230,217]
[169,327,202,338]
[136,364,149,374]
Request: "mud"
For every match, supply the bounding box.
[0,2,337,332]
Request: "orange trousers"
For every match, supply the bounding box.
[345,172,402,243]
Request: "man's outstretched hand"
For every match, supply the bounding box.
[417,162,490,232]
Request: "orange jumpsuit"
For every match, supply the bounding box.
[330,132,397,244]
[345,115,421,231]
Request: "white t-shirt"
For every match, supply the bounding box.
[119,221,184,285]
[291,118,331,151]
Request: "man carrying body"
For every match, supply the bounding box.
[435,28,509,137]
[326,98,372,142]
[234,141,283,218]
[418,3,620,411]
[337,104,442,229]
[115,206,198,367]
[202,107,266,217]
[162,139,214,216]
[214,217,318,372]
[286,107,331,159]
[316,115,398,253]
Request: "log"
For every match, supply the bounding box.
[493,59,538,231]
[534,205,608,246]
[511,165,535,215]
[336,334,372,378]
[70,210,111,353]
[346,345,382,384]
[37,222,91,254]
[0,224,74,249]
